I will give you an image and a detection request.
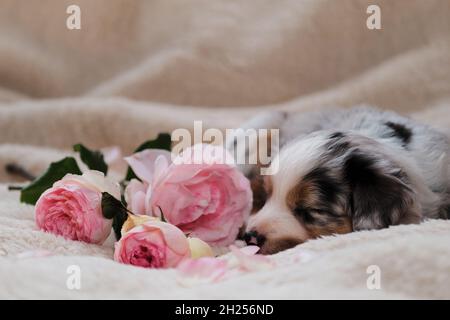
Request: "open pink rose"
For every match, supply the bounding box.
[153,144,252,246]
[114,219,190,268]
[35,170,121,244]
[124,144,252,246]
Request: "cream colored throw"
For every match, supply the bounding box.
[0,0,449,299]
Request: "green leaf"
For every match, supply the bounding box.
[125,133,171,181]
[113,211,128,240]
[101,192,126,219]
[73,144,108,174]
[134,133,172,153]
[20,157,82,205]
[101,192,128,240]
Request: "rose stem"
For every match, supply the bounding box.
[7,186,23,191]
[5,163,36,181]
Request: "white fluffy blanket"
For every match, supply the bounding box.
[0,0,450,299]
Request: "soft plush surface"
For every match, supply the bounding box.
[0,0,449,299]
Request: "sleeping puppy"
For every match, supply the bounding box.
[234,106,450,254]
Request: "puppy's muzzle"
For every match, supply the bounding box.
[243,230,266,247]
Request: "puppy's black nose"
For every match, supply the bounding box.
[243,230,266,247]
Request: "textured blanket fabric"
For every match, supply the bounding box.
[0,0,449,299]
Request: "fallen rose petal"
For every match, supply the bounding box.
[176,257,227,286]
[238,245,260,256]
[228,245,275,272]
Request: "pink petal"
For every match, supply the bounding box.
[142,222,189,257]
[239,245,260,256]
[162,164,209,184]
[153,154,170,186]
[177,257,228,286]
[124,179,149,215]
[229,245,274,272]
[124,149,171,183]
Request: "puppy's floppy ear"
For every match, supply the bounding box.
[247,167,271,213]
[344,151,421,231]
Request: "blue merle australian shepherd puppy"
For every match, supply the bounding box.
[235,106,450,254]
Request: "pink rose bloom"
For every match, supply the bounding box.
[114,219,190,268]
[35,170,121,244]
[125,144,252,246]
[153,144,252,246]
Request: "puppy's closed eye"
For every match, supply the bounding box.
[288,168,352,237]
[293,206,315,223]
[294,206,337,221]
[293,205,350,235]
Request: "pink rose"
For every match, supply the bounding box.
[35,170,121,244]
[125,144,252,246]
[114,219,190,268]
[153,144,252,246]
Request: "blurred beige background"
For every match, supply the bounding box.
[0,0,449,165]
[0,0,449,106]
